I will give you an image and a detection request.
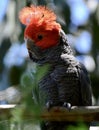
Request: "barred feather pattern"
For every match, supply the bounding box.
[38,30,92,107]
[27,30,92,130]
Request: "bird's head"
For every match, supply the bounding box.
[19,5,61,50]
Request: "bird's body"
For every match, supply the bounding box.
[19,5,92,130]
[37,30,92,107]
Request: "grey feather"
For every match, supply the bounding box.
[26,29,92,130]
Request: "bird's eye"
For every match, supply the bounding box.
[37,35,43,40]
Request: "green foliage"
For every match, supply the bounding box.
[31,64,50,105]
[0,0,99,129]
[20,63,49,105]
[0,64,49,130]
[11,64,49,124]
[67,123,88,130]
[0,120,10,130]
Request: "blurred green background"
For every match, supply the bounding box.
[0,0,99,129]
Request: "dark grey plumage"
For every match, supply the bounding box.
[26,30,92,130]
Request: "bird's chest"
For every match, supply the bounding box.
[51,66,80,92]
[39,64,81,105]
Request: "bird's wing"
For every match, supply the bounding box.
[77,63,92,106]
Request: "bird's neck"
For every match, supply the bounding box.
[35,30,74,65]
[36,43,73,66]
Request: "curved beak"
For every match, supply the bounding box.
[25,38,43,60]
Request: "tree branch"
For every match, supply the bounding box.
[0,105,99,122]
[41,106,99,122]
